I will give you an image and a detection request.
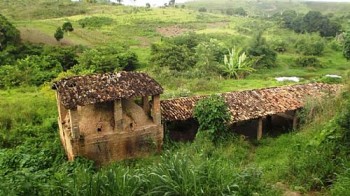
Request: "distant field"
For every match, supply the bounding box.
[2,0,350,95]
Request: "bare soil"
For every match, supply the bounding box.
[19,27,73,45]
[156,25,191,37]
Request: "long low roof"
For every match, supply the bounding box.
[52,72,163,109]
[160,83,341,123]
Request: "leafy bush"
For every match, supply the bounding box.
[0,55,62,88]
[195,39,226,75]
[193,95,231,142]
[295,36,325,56]
[247,32,277,68]
[198,7,207,12]
[78,16,114,28]
[0,14,20,51]
[151,42,196,71]
[280,10,341,37]
[73,45,139,74]
[343,32,350,61]
[295,56,322,67]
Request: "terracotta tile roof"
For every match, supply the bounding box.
[160,83,341,123]
[52,72,163,109]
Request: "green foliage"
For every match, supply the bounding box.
[286,141,339,191]
[0,55,62,88]
[78,16,114,28]
[271,39,288,53]
[42,45,80,71]
[151,42,196,71]
[0,14,20,51]
[195,39,225,75]
[295,56,322,67]
[222,48,255,79]
[193,95,231,142]
[62,21,74,32]
[318,76,343,84]
[54,27,64,42]
[295,35,325,56]
[198,7,207,12]
[281,10,298,29]
[280,10,341,37]
[343,32,350,61]
[73,45,139,74]
[233,7,247,16]
[247,32,277,68]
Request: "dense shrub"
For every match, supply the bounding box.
[279,10,341,37]
[343,32,350,61]
[193,95,231,142]
[73,45,139,74]
[0,14,20,51]
[198,7,207,12]
[78,16,114,28]
[295,56,322,67]
[150,42,196,71]
[0,55,62,88]
[247,32,277,68]
[295,35,325,56]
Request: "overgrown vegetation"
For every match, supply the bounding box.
[1,0,350,194]
[193,95,231,142]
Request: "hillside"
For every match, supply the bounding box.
[1,0,349,97]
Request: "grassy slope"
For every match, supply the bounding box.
[2,0,349,96]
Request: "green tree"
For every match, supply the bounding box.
[54,27,64,42]
[247,32,277,68]
[73,45,139,74]
[226,8,234,16]
[146,3,151,8]
[151,43,196,71]
[193,95,231,142]
[233,7,247,16]
[343,33,350,61]
[281,10,297,29]
[198,7,207,12]
[0,55,62,88]
[0,14,20,51]
[43,46,79,71]
[195,39,225,75]
[62,21,74,33]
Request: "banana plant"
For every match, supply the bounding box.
[223,48,256,79]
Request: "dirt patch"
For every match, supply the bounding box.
[275,182,301,196]
[136,36,151,47]
[19,27,73,46]
[156,25,191,37]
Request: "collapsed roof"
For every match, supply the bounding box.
[52,72,163,109]
[160,83,341,123]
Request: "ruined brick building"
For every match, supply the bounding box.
[53,71,341,164]
[52,72,163,165]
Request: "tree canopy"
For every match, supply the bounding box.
[0,14,20,51]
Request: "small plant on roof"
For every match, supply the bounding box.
[193,95,231,142]
[223,48,255,79]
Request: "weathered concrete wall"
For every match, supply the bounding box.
[80,125,163,165]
